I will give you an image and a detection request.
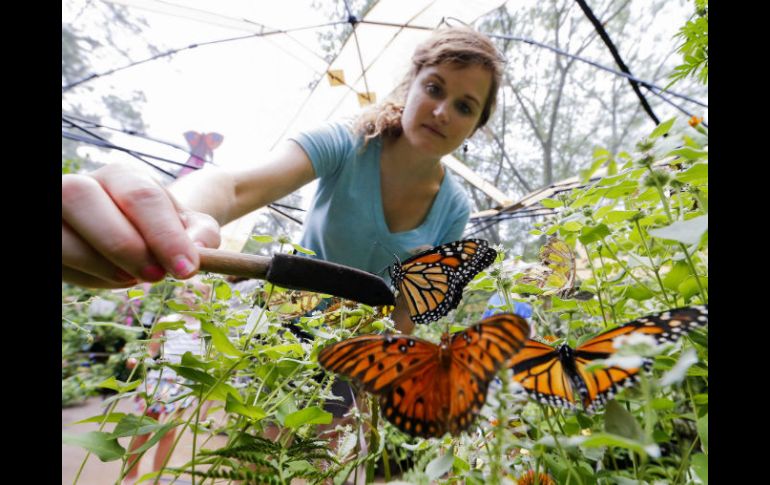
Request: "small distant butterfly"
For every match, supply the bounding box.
[508,305,708,412]
[389,239,497,324]
[262,289,328,319]
[317,313,530,438]
[518,236,592,300]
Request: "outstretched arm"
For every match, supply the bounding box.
[62,140,315,288]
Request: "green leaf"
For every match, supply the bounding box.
[604,400,644,441]
[152,320,186,333]
[96,376,141,393]
[426,452,454,480]
[662,261,691,291]
[668,147,707,160]
[697,413,708,454]
[540,198,562,208]
[602,211,638,224]
[691,453,708,484]
[260,343,304,359]
[284,406,333,429]
[452,455,470,473]
[693,393,708,406]
[291,243,316,255]
[679,275,707,300]
[593,205,615,220]
[111,415,163,438]
[73,412,127,425]
[561,221,583,232]
[200,320,245,357]
[180,351,218,371]
[675,162,708,184]
[127,288,145,299]
[170,365,240,402]
[577,433,660,458]
[214,282,232,300]
[578,224,610,245]
[225,393,267,420]
[648,215,708,245]
[604,181,638,199]
[650,117,676,139]
[251,235,275,243]
[130,421,179,455]
[650,398,675,411]
[62,431,125,462]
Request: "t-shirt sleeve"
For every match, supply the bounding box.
[288,121,355,178]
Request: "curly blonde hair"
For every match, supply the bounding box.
[353,26,504,148]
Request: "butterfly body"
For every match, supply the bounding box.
[509,306,707,412]
[390,239,497,324]
[318,313,530,437]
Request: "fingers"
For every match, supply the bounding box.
[62,221,139,287]
[63,172,170,282]
[90,165,200,279]
[62,163,220,288]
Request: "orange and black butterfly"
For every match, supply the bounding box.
[508,306,708,412]
[389,239,497,324]
[317,313,530,438]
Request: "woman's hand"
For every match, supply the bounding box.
[62,162,221,288]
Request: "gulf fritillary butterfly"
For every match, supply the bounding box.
[317,313,530,437]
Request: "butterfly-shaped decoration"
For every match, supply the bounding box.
[317,313,530,438]
[389,239,497,324]
[178,131,224,177]
[517,236,592,300]
[507,305,708,412]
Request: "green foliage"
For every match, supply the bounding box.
[669,0,708,86]
[64,121,707,483]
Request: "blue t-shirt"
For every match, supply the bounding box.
[289,120,470,279]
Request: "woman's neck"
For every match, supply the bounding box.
[382,135,444,183]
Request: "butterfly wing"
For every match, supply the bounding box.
[318,334,451,437]
[508,339,579,409]
[392,239,497,324]
[445,313,531,434]
[572,305,708,411]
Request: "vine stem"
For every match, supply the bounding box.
[540,405,584,485]
[633,218,672,305]
[582,243,608,328]
[646,165,707,304]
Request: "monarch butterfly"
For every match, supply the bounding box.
[508,305,708,412]
[317,313,530,438]
[389,239,497,324]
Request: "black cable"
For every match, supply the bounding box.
[62,112,214,167]
[62,118,177,178]
[267,204,304,225]
[62,129,195,173]
[644,85,708,128]
[574,0,659,124]
[63,20,348,92]
[270,202,306,212]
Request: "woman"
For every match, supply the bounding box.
[62,26,505,333]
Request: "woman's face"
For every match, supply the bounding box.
[400,63,492,159]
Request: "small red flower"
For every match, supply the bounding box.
[542,335,558,343]
[688,115,703,127]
